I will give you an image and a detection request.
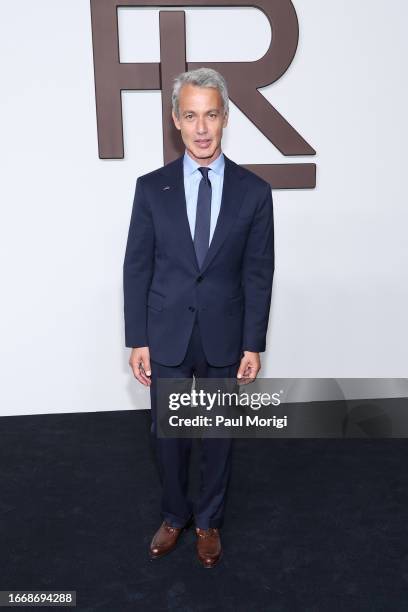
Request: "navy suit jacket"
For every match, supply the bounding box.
[123,152,274,367]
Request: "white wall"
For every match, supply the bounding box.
[1,0,407,416]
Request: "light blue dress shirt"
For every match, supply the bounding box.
[183,149,225,245]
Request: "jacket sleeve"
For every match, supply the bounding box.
[123,177,155,348]
[241,182,275,353]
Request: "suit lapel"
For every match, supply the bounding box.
[160,155,199,271]
[159,152,248,274]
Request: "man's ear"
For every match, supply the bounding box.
[172,110,181,130]
[223,111,229,128]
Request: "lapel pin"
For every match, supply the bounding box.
[162,185,171,190]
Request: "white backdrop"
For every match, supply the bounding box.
[1,0,407,416]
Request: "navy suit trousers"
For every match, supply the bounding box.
[149,314,240,530]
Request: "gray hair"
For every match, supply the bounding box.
[172,67,229,119]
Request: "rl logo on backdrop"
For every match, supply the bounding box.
[90,0,316,189]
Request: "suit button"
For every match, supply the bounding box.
[196,275,203,283]
[188,306,196,312]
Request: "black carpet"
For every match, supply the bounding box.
[1,410,408,611]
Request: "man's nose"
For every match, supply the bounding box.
[196,118,208,133]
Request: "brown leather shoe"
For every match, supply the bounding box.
[149,520,190,559]
[195,527,222,568]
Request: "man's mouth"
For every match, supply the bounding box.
[195,139,211,148]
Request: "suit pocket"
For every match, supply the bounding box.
[147,289,164,312]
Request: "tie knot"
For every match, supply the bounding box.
[198,166,211,183]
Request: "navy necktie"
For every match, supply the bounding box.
[193,166,212,269]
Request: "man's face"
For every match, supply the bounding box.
[172,83,228,165]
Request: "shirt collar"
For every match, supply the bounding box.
[183,149,225,177]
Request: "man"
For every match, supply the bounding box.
[123,67,274,568]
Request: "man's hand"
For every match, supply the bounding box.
[129,347,152,386]
[237,351,261,385]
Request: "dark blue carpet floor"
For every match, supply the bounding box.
[1,410,408,611]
